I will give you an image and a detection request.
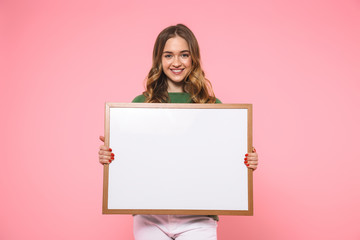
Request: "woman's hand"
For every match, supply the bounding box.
[244,147,258,171]
[98,135,114,165]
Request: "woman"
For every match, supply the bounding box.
[98,23,259,240]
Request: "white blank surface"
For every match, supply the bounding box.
[108,107,248,211]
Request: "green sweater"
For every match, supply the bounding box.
[132,92,222,103]
[132,92,220,221]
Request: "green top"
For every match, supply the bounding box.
[132,92,221,221]
[132,92,222,103]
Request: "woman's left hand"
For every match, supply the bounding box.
[244,147,258,171]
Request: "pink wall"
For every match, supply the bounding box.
[1,0,360,239]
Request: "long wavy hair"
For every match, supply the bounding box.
[143,24,216,103]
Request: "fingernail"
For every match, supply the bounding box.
[109,160,112,163]
[244,158,247,160]
[109,148,112,151]
[111,153,115,157]
[244,161,248,164]
[245,154,248,156]
[111,156,114,160]
[246,164,249,166]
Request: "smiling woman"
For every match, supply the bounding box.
[98,23,259,240]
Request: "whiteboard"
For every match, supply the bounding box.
[103,103,253,215]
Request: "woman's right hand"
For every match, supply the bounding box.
[98,135,114,165]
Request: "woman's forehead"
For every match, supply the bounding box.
[163,36,189,52]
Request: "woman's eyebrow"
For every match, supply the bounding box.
[163,50,190,54]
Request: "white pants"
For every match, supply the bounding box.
[133,215,218,240]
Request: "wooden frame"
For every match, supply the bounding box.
[103,103,253,216]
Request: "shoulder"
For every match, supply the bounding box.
[132,94,146,103]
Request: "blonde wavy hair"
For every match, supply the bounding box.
[143,24,216,103]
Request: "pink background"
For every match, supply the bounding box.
[1,0,360,239]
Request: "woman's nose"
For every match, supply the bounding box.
[172,56,181,67]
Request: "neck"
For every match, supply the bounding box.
[167,79,184,93]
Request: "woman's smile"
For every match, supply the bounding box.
[170,68,185,74]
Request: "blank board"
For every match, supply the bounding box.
[103,103,253,215]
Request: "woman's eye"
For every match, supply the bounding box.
[164,54,172,58]
[181,54,189,58]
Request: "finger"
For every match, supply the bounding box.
[245,153,259,158]
[244,161,257,169]
[99,145,112,152]
[245,153,257,158]
[99,154,114,160]
[247,160,258,166]
[252,147,256,153]
[99,154,114,162]
[246,156,258,161]
[99,158,112,165]
[98,150,114,157]
[244,155,257,161]
[244,160,257,165]
[244,157,257,165]
[99,135,105,142]
[99,155,113,161]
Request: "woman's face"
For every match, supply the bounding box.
[161,36,192,92]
